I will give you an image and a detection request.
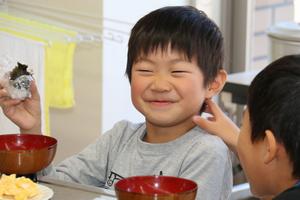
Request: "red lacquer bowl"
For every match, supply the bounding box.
[0,134,57,175]
[115,175,197,200]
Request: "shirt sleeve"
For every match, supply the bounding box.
[39,121,131,187]
[179,139,233,200]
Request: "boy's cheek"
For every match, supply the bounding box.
[131,80,143,93]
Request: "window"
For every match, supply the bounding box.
[251,0,294,70]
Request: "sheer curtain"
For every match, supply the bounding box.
[0,32,45,133]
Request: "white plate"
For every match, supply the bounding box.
[0,184,53,200]
[32,184,53,200]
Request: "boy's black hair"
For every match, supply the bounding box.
[126,6,224,86]
[248,54,300,178]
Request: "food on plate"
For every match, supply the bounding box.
[0,174,39,200]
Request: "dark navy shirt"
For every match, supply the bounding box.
[274,185,300,200]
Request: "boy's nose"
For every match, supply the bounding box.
[150,76,172,92]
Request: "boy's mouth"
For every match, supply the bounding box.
[147,100,175,107]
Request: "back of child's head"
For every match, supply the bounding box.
[248,54,300,178]
[126,6,224,86]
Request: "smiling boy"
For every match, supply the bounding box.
[131,47,211,143]
[0,6,232,200]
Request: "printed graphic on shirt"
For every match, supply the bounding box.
[106,170,164,188]
[107,171,124,187]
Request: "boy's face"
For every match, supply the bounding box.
[130,47,210,131]
[237,109,271,196]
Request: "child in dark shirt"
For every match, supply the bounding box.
[194,54,300,199]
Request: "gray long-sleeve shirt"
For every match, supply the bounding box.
[42,120,232,200]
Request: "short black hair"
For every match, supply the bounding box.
[126,6,224,87]
[248,54,300,178]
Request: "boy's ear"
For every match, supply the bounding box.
[263,130,278,164]
[205,69,227,98]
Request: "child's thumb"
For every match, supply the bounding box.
[193,115,213,130]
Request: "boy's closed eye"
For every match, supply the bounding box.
[134,66,154,74]
[137,69,153,72]
[172,70,189,73]
[171,69,192,77]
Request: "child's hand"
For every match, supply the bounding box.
[0,81,41,133]
[193,99,239,153]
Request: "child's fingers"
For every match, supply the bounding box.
[29,81,40,101]
[193,115,215,131]
[0,90,11,107]
[0,88,9,98]
[0,98,21,109]
[0,80,4,89]
[1,98,21,105]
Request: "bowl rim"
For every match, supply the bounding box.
[114,175,198,197]
[0,133,57,152]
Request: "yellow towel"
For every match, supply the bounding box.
[0,12,77,135]
[45,41,76,108]
[43,41,76,134]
